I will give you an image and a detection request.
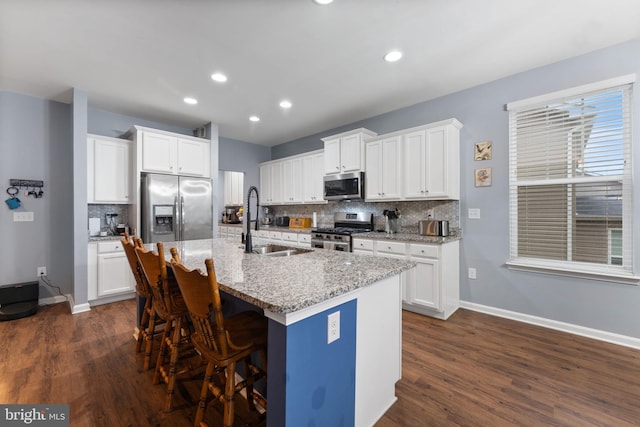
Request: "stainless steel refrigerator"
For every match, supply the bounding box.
[140,173,213,243]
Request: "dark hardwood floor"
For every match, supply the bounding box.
[1,299,639,426]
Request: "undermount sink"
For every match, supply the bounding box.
[251,244,313,257]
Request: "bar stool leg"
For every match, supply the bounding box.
[163,316,183,412]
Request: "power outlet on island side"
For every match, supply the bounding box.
[327,311,340,344]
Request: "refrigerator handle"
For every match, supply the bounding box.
[180,196,185,240]
[174,196,180,241]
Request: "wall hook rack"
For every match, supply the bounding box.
[9,179,45,199]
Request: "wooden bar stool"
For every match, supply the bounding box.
[169,250,267,427]
[121,234,163,370]
[135,242,193,412]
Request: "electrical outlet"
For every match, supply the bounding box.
[327,311,340,344]
[468,267,477,279]
[37,266,47,277]
[426,208,435,218]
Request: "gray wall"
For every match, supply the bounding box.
[219,136,271,190]
[0,91,73,298]
[272,38,640,338]
[88,108,193,137]
[0,96,260,303]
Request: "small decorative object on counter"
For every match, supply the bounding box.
[383,209,400,234]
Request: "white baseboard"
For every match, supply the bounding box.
[68,294,91,314]
[460,301,640,350]
[39,294,69,306]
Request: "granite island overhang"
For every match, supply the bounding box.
[154,238,416,427]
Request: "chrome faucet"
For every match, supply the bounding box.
[244,185,260,253]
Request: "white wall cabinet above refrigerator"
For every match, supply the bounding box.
[322,128,377,175]
[87,134,131,204]
[134,127,210,177]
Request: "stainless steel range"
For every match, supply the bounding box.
[311,212,373,252]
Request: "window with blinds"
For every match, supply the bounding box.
[506,76,635,282]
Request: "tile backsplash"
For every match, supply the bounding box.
[88,204,130,235]
[268,200,459,232]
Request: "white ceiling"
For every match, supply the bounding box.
[1,0,640,146]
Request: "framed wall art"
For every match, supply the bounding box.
[475,167,492,187]
[474,141,492,160]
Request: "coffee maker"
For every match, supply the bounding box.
[224,207,240,224]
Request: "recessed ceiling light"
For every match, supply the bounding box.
[313,0,333,4]
[383,50,403,62]
[211,72,228,83]
[183,97,198,105]
[249,115,260,122]
[280,100,292,109]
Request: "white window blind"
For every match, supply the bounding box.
[507,76,635,282]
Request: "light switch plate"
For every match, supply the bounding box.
[13,212,34,222]
[468,208,481,219]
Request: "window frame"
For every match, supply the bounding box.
[505,75,639,285]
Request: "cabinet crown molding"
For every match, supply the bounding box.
[320,127,377,142]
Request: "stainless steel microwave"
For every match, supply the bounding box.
[323,172,364,201]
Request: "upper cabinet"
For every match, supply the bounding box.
[403,119,461,200]
[135,128,210,177]
[282,157,303,203]
[322,128,377,175]
[87,135,131,204]
[260,150,326,206]
[365,135,402,201]
[260,162,283,205]
[302,151,326,204]
[223,171,244,206]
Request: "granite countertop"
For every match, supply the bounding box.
[156,238,415,315]
[220,222,312,233]
[354,229,462,244]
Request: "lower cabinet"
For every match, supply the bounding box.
[352,238,459,319]
[219,225,243,239]
[252,229,311,248]
[88,241,135,303]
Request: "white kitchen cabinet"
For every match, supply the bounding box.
[87,135,131,204]
[302,151,326,204]
[138,129,210,177]
[281,232,298,243]
[224,171,244,206]
[322,128,377,175]
[297,233,312,247]
[403,120,461,200]
[260,162,283,205]
[88,241,135,304]
[365,136,402,201]
[282,157,303,203]
[219,225,242,239]
[351,237,459,320]
[352,238,374,253]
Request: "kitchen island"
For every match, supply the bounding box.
[156,238,415,427]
